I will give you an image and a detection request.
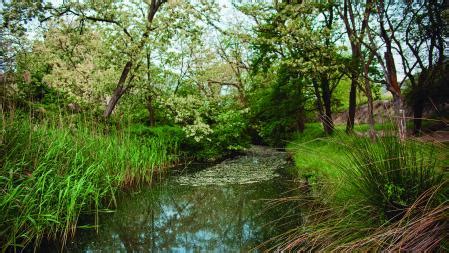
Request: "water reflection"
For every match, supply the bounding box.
[59,176,302,252]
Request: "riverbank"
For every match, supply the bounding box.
[0,115,180,251]
[6,142,300,252]
[285,123,449,251]
[3,111,448,251]
[0,110,286,251]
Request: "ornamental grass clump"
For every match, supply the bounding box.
[278,133,448,251]
[341,136,445,222]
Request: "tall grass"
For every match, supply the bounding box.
[341,136,446,222]
[0,112,179,251]
[283,125,449,251]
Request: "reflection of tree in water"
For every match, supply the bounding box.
[64,178,302,252]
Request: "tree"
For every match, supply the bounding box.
[363,0,448,138]
[391,0,448,134]
[244,1,345,135]
[214,25,252,106]
[28,24,117,106]
[2,0,168,116]
[2,0,223,119]
[338,0,373,133]
[363,0,406,139]
[103,0,166,118]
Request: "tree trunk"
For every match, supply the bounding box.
[103,0,165,118]
[321,76,334,135]
[385,51,406,139]
[412,70,430,136]
[313,78,333,135]
[363,61,376,140]
[346,79,357,133]
[413,100,424,135]
[296,107,305,133]
[104,88,126,118]
[392,94,406,139]
[341,0,372,133]
[378,0,406,139]
[312,79,326,131]
[103,61,133,118]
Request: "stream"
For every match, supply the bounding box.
[47,146,303,252]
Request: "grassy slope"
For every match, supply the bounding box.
[287,123,391,180]
[287,122,448,181]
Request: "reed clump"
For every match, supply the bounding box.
[283,130,448,251]
[0,112,179,251]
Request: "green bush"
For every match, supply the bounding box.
[180,108,250,160]
[249,78,306,147]
[125,124,185,141]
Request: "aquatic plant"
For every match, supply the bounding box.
[0,113,179,251]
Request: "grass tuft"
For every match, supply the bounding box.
[283,123,449,251]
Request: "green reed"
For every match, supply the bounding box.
[0,113,179,251]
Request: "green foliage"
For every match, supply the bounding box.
[181,106,250,161]
[26,25,119,107]
[1,0,50,35]
[0,112,179,251]
[205,108,250,158]
[250,64,308,147]
[3,0,448,250]
[125,124,184,142]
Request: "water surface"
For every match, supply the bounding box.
[58,174,301,252]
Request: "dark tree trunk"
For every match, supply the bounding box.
[313,78,334,135]
[412,69,433,136]
[340,0,372,133]
[104,61,133,118]
[346,79,357,133]
[321,77,334,135]
[378,0,406,139]
[413,71,427,135]
[320,4,335,135]
[413,101,424,135]
[296,107,305,133]
[103,0,165,118]
[363,59,376,140]
[312,79,325,118]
